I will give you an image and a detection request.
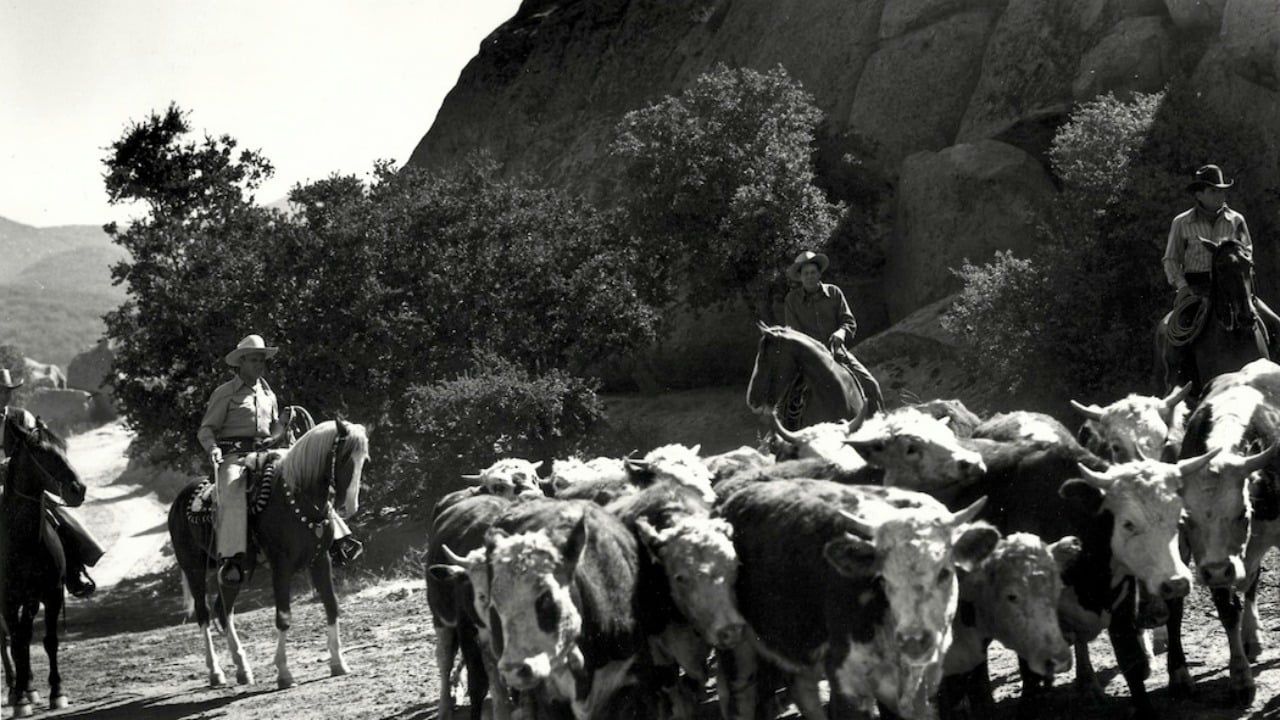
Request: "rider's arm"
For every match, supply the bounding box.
[1237,214,1253,250]
[197,384,232,454]
[783,289,801,329]
[1162,218,1187,290]
[832,286,858,342]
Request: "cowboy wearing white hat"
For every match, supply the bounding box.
[783,251,884,414]
[1161,165,1280,386]
[0,369,103,597]
[197,335,360,585]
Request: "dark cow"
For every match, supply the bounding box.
[484,499,659,719]
[718,478,997,720]
[607,481,747,717]
[972,411,1078,447]
[425,494,516,720]
[941,439,1215,719]
[1167,358,1280,704]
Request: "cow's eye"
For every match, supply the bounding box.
[936,568,953,584]
[905,443,919,456]
[1006,593,1019,604]
[673,573,688,585]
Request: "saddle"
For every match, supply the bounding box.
[186,450,284,524]
[779,350,865,432]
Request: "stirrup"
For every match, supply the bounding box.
[329,537,363,567]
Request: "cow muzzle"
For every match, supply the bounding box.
[895,629,936,663]
[712,621,746,649]
[500,655,551,691]
[1199,559,1241,588]
[1158,577,1190,600]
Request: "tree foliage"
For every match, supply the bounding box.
[612,64,842,311]
[103,107,656,476]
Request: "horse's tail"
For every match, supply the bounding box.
[180,569,195,619]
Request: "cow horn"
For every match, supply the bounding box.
[442,544,473,567]
[1076,464,1115,490]
[1134,445,1152,462]
[771,410,804,446]
[461,474,484,484]
[837,509,876,538]
[1176,447,1222,477]
[949,496,988,526]
[1164,383,1191,410]
[1069,400,1105,422]
[1241,444,1278,474]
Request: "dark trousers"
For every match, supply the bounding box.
[834,346,885,415]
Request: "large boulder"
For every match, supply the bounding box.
[886,140,1056,321]
[25,388,93,434]
[1072,16,1174,101]
[849,10,998,171]
[67,339,114,394]
[1163,0,1226,30]
[877,0,1003,39]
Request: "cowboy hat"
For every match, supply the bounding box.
[225,334,279,367]
[1187,164,1234,193]
[0,369,21,390]
[787,250,829,282]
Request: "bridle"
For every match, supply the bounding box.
[280,430,345,537]
[1211,243,1258,333]
[3,423,67,507]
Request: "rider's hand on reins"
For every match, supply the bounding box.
[210,447,223,466]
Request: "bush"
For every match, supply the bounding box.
[384,353,605,508]
[945,85,1279,400]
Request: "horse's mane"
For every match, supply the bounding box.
[3,408,66,454]
[757,323,830,356]
[278,420,369,493]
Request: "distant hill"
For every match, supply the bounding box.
[0,216,124,367]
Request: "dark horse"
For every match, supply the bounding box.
[747,323,866,429]
[1,409,86,717]
[1157,238,1272,395]
[167,419,370,689]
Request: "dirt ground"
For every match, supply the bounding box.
[12,416,1280,719]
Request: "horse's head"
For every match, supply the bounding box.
[331,418,370,519]
[3,410,85,507]
[747,323,803,413]
[1206,238,1257,331]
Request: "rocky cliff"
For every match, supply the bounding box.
[410,0,1278,377]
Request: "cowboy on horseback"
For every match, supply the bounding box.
[783,251,884,415]
[1161,165,1280,389]
[197,335,361,587]
[0,368,102,598]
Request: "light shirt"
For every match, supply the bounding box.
[1163,204,1251,288]
[197,377,279,453]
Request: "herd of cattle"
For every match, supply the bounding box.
[423,358,1280,720]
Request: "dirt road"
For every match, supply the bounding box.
[7,421,1280,719]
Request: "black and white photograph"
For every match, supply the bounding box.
[3,1,1280,718]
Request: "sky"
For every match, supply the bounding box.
[0,1,521,227]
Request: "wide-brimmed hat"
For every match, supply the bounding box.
[0,369,21,390]
[225,334,279,367]
[1187,164,1234,193]
[787,250,829,282]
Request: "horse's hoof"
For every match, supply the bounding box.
[277,674,296,690]
[14,701,33,718]
[1168,667,1195,699]
[236,670,254,686]
[1230,666,1256,706]
[209,671,227,687]
[330,662,350,677]
[50,694,69,710]
[24,690,39,704]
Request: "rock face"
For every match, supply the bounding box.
[411,0,1271,369]
[888,140,1055,320]
[67,340,118,421]
[26,388,93,434]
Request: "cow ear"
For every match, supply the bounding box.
[1048,536,1083,573]
[952,523,1000,572]
[1059,479,1105,514]
[690,444,702,456]
[530,460,544,472]
[625,458,656,485]
[485,527,509,552]
[428,564,466,584]
[823,533,878,579]
[563,516,589,571]
[634,516,666,555]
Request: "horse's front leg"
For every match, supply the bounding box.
[11,604,35,717]
[218,584,254,686]
[309,553,349,677]
[270,559,297,689]
[43,589,66,710]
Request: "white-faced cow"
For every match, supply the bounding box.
[1072,384,1191,463]
[767,412,866,473]
[939,532,1079,720]
[426,494,518,720]
[1166,358,1280,705]
[717,478,997,720]
[846,408,986,501]
[484,499,659,719]
[548,456,628,496]
[942,439,1215,720]
[908,398,984,438]
[702,446,772,486]
[972,411,1078,447]
[461,458,545,500]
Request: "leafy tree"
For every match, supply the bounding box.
[612,64,842,316]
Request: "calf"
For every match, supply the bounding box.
[944,440,1215,720]
[425,494,516,720]
[718,478,997,720]
[1167,359,1280,704]
[846,407,986,498]
[1072,384,1190,463]
[484,499,658,719]
[939,533,1078,720]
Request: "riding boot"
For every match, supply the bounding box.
[48,505,106,566]
[327,511,363,566]
[219,553,247,586]
[64,558,96,599]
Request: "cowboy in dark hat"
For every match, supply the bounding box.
[783,251,884,415]
[0,369,102,597]
[1161,165,1280,386]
